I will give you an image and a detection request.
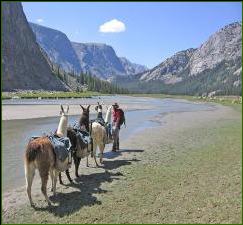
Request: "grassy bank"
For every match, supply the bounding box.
[3,103,241,223]
[2,91,107,100]
[129,93,242,113]
[130,93,242,104]
[120,116,242,223]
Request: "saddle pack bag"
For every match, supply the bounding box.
[73,123,92,158]
[76,130,91,145]
[48,135,71,162]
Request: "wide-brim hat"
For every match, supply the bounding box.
[112,103,119,108]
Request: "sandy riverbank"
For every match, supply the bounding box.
[3,103,241,223]
[2,103,154,121]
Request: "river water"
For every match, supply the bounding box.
[2,96,215,192]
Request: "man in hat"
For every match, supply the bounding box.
[111,103,122,151]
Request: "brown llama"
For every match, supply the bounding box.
[60,105,96,184]
[75,105,99,171]
[24,105,70,206]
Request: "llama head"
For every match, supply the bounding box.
[80,105,90,115]
[60,104,69,117]
[95,102,102,113]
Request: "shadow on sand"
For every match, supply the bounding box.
[31,150,143,217]
[104,148,144,159]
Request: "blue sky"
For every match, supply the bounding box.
[22,2,242,68]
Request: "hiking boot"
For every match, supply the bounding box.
[112,146,117,152]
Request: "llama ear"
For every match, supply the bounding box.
[66,105,69,113]
[87,105,91,110]
[80,105,84,111]
[60,105,64,113]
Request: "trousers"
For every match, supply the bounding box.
[112,126,120,150]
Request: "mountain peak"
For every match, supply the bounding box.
[71,42,147,78]
[30,22,82,73]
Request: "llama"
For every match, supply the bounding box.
[24,105,70,206]
[59,105,94,184]
[90,121,107,164]
[73,105,97,175]
[91,102,112,164]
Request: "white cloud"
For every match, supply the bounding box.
[99,19,126,33]
[36,18,44,24]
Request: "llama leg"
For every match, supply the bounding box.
[99,144,105,164]
[25,162,35,206]
[59,172,64,185]
[52,170,58,196]
[40,170,51,205]
[74,156,81,178]
[73,154,78,177]
[93,143,99,167]
[65,169,73,183]
[86,155,89,167]
[50,169,55,191]
[90,145,94,158]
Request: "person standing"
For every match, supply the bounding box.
[111,103,122,151]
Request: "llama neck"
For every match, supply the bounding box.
[105,106,112,123]
[56,115,68,137]
[80,114,89,131]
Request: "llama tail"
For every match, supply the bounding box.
[25,140,42,163]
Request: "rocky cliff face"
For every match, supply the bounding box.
[28,22,147,79]
[119,57,148,75]
[30,23,82,74]
[140,48,196,83]
[72,42,147,78]
[189,22,242,76]
[2,2,67,91]
[139,22,242,93]
[72,42,126,79]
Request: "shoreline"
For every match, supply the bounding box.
[2,103,155,121]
